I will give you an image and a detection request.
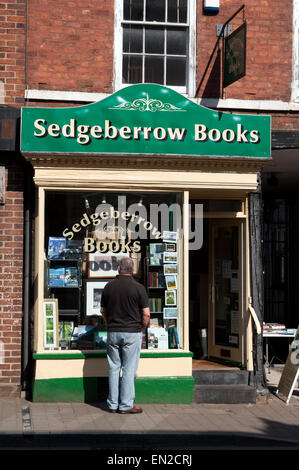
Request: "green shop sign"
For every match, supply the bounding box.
[21,84,271,159]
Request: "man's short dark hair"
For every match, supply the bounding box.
[119,257,134,274]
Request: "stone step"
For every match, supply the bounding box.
[192,369,250,386]
[194,384,257,404]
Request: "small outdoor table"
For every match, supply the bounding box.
[263,329,296,373]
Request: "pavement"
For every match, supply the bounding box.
[0,367,298,458]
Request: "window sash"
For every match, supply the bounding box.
[114,0,196,96]
[122,19,188,86]
[123,0,188,24]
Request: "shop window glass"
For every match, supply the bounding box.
[44,191,183,352]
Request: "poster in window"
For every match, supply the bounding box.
[165,275,177,290]
[149,243,164,266]
[43,298,59,349]
[88,251,130,278]
[165,289,177,306]
[163,252,178,264]
[86,280,109,316]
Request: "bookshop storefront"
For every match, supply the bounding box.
[21,84,271,403]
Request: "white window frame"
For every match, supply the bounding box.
[292,0,299,102]
[113,0,196,97]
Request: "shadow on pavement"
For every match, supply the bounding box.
[0,425,299,451]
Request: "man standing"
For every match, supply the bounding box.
[100,257,150,414]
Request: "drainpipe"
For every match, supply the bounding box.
[22,161,33,395]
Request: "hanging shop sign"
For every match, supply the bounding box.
[21,83,270,159]
[223,22,247,88]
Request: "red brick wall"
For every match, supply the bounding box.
[27,0,293,102]
[197,0,293,101]
[0,155,24,397]
[27,0,114,94]
[0,0,26,105]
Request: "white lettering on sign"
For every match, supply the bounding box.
[194,124,260,144]
[33,118,260,146]
[33,119,187,145]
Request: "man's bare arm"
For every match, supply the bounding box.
[141,307,150,332]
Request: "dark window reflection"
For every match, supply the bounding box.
[124,0,144,21]
[123,55,143,83]
[123,26,143,53]
[146,0,166,22]
[167,0,187,23]
[166,57,186,85]
[145,27,164,54]
[145,56,164,84]
[167,27,186,55]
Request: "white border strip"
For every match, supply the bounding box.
[25,88,299,112]
[25,89,109,103]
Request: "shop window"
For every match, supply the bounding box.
[114,0,196,96]
[44,190,183,352]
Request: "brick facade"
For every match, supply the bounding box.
[0,0,26,105]
[197,0,293,102]
[0,1,26,396]
[26,1,298,130]
[0,155,24,397]
[0,1,298,397]
[27,0,114,94]
[26,0,294,103]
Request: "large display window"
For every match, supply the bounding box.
[43,190,184,352]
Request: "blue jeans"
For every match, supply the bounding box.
[106,331,142,411]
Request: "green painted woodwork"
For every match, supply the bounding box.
[32,377,99,403]
[32,376,194,404]
[135,376,194,404]
[33,351,193,360]
[21,84,271,159]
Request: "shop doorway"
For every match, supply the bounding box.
[189,216,244,366]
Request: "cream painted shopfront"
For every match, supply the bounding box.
[21,84,271,403]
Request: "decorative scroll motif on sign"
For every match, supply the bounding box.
[110,94,185,112]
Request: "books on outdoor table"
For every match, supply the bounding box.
[263,322,286,330]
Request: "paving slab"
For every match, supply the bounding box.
[0,389,298,453]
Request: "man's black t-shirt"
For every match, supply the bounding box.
[101,275,149,332]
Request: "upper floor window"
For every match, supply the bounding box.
[114,0,196,96]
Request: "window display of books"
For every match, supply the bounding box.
[47,236,83,260]
[147,327,169,350]
[59,320,74,349]
[147,235,180,349]
[149,297,163,313]
[148,271,165,288]
[149,243,164,266]
[49,266,79,287]
[70,325,107,350]
[166,320,180,349]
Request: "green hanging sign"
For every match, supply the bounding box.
[223,23,247,88]
[21,84,271,159]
